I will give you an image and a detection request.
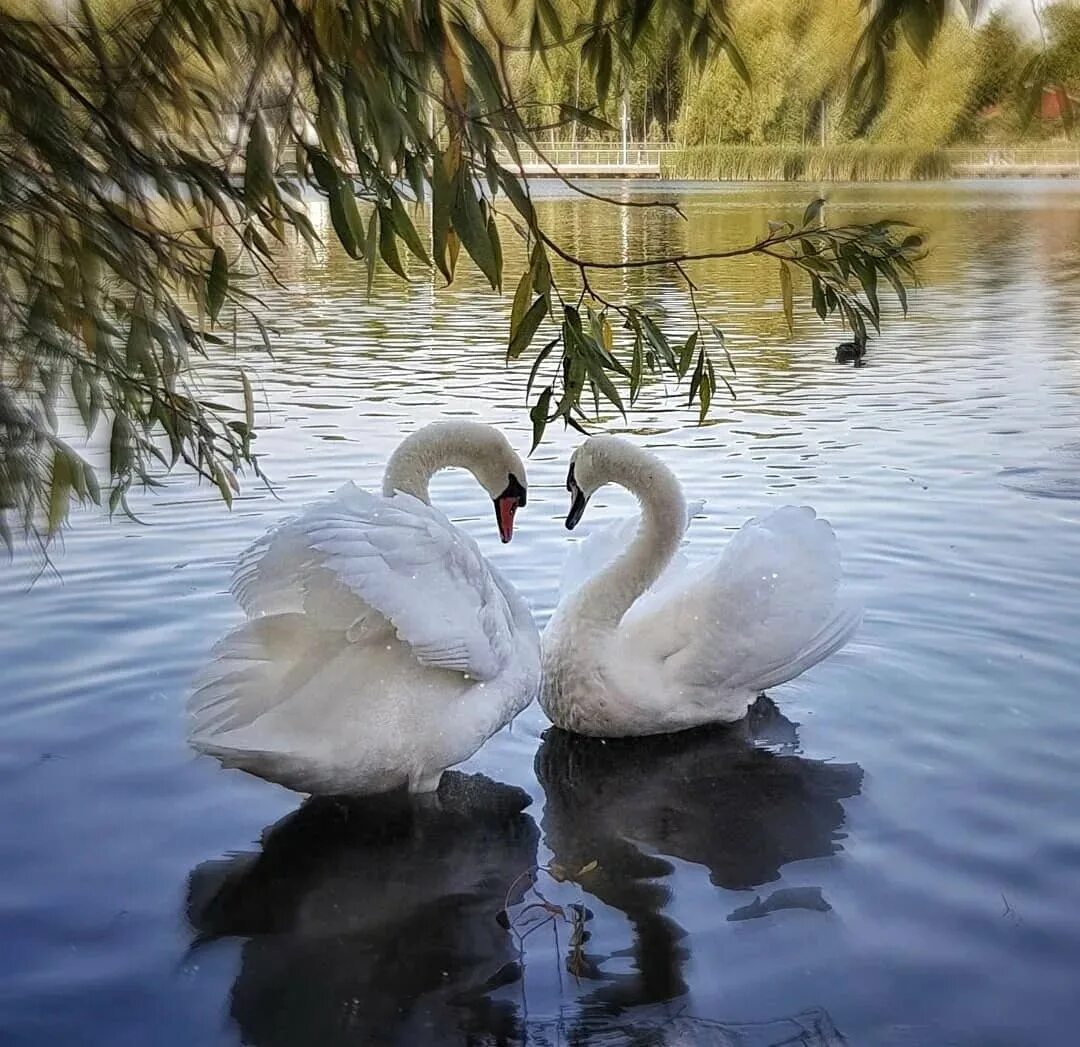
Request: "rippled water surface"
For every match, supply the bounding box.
[3,181,1080,1046]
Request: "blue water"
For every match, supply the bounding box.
[2,181,1080,1045]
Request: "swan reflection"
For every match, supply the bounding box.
[186,773,538,1046]
[534,696,863,1007]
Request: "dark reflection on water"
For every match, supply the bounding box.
[187,773,537,1046]
[187,703,857,1046]
[534,698,861,1012]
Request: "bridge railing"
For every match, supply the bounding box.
[496,143,679,169]
[944,146,1080,168]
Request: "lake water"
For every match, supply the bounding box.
[2,181,1080,1046]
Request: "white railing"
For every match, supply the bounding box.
[944,146,1080,169]
[498,144,678,169]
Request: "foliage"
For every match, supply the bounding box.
[664,143,949,180]
[0,0,942,547]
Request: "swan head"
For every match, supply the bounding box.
[564,435,624,530]
[463,428,528,544]
[383,421,528,542]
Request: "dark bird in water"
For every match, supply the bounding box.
[835,333,868,366]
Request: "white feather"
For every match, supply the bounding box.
[189,423,540,795]
[542,438,861,737]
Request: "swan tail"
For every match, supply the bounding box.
[188,613,341,747]
[746,596,863,694]
[635,506,860,698]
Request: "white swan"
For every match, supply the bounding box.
[189,421,541,795]
[541,436,861,736]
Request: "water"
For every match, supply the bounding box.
[2,181,1080,1045]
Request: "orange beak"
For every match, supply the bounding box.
[495,495,519,543]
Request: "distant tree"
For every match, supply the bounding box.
[0,0,961,548]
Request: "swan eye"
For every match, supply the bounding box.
[502,473,527,507]
[566,462,576,492]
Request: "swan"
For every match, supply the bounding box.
[540,436,861,736]
[188,421,541,795]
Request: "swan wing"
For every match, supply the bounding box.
[229,483,516,681]
[621,506,861,695]
[558,499,706,602]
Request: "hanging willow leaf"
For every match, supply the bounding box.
[244,112,274,209]
[778,261,794,336]
[388,193,430,267]
[558,104,617,133]
[207,247,228,324]
[451,172,499,289]
[0,0,927,549]
[377,205,408,279]
[431,152,454,283]
[508,297,548,360]
[530,385,553,452]
[510,269,532,341]
[47,449,72,535]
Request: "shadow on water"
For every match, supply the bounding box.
[186,700,861,1046]
[534,697,863,1016]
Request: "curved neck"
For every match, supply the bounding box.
[572,450,687,627]
[381,424,486,503]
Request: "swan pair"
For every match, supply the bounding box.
[189,421,860,796]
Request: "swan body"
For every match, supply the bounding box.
[189,422,540,794]
[541,436,861,737]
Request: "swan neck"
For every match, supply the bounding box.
[381,424,489,503]
[576,451,687,625]
[382,434,438,502]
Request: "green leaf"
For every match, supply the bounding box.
[678,331,697,380]
[82,461,101,506]
[530,241,551,295]
[577,333,624,417]
[510,269,532,343]
[47,449,71,535]
[722,37,752,87]
[526,337,559,398]
[377,205,408,279]
[779,261,794,336]
[389,193,431,267]
[640,315,676,369]
[811,275,827,320]
[451,173,499,289]
[698,366,712,425]
[629,330,644,403]
[241,369,255,433]
[709,321,735,374]
[207,246,228,325]
[309,151,359,258]
[497,169,536,231]
[879,259,909,315]
[364,208,378,300]
[244,112,275,209]
[213,464,234,509]
[529,386,553,452]
[432,152,454,283]
[558,104,617,133]
[854,258,880,323]
[487,216,503,293]
[508,296,547,360]
[595,33,613,101]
